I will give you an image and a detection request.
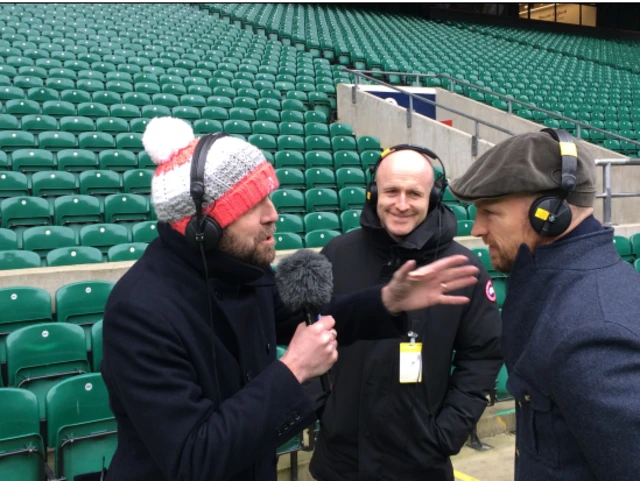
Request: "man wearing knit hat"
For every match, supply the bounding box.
[450,128,640,481]
[100,117,482,481]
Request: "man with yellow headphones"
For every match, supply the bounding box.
[450,129,640,481]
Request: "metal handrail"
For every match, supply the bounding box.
[341,68,640,148]
[595,158,640,226]
[341,69,514,155]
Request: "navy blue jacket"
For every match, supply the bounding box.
[101,223,406,481]
[503,217,640,481]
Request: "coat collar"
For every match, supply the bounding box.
[157,222,273,287]
[511,217,618,273]
[359,200,457,262]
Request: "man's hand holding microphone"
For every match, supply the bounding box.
[276,250,479,384]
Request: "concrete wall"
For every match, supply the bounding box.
[336,84,493,180]
[338,84,640,225]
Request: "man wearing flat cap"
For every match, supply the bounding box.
[450,128,640,481]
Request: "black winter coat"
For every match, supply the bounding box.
[309,203,503,481]
[101,223,406,481]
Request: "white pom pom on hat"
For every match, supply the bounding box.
[142,117,195,165]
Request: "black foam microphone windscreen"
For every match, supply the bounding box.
[275,249,334,392]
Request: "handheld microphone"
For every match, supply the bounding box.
[275,249,334,393]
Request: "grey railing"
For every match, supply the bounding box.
[596,158,640,226]
[342,68,515,155]
[342,68,640,150]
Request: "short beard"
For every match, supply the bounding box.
[218,228,275,268]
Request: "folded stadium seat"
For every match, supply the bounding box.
[356,135,381,153]
[329,122,353,138]
[60,89,92,105]
[31,170,78,205]
[252,120,279,136]
[277,134,305,152]
[103,193,149,225]
[447,205,468,222]
[229,107,255,121]
[37,131,77,152]
[56,149,98,173]
[13,76,44,90]
[275,168,305,190]
[201,106,229,121]
[0,113,20,131]
[223,119,252,136]
[256,108,280,122]
[304,111,327,123]
[305,188,339,213]
[0,130,37,152]
[340,210,362,233]
[96,149,136,173]
[334,150,362,169]
[359,149,380,170]
[122,92,152,107]
[287,91,309,106]
[248,133,277,153]
[0,389,46,479]
[0,171,29,199]
[122,169,153,195]
[456,220,474,236]
[0,227,18,250]
[304,166,336,189]
[1,195,51,229]
[192,119,222,135]
[613,235,634,262]
[331,135,357,152]
[236,87,260,101]
[305,122,329,136]
[153,92,180,108]
[129,118,149,134]
[180,93,207,107]
[45,373,117,480]
[57,115,94,133]
[11,148,56,173]
[46,246,104,267]
[140,104,171,119]
[134,82,161,95]
[270,189,305,215]
[276,214,304,234]
[0,151,9,171]
[77,102,110,119]
[259,89,281,101]
[279,121,304,137]
[0,85,25,101]
[22,225,76,264]
[41,99,76,118]
[78,131,115,151]
[54,194,102,230]
[79,224,130,259]
[107,242,148,262]
[109,103,140,119]
[305,229,341,248]
[274,151,304,170]
[94,116,127,134]
[131,220,158,243]
[274,232,304,250]
[115,132,143,152]
[5,321,90,430]
[76,79,105,93]
[5,99,41,117]
[304,211,340,233]
[257,98,282,111]
[335,167,365,188]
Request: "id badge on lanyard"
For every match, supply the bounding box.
[399,330,422,384]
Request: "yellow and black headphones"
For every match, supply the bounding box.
[528,128,578,237]
[366,144,448,214]
[184,132,227,251]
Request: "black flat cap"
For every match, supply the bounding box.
[449,131,597,207]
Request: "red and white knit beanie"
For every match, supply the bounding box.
[143,117,279,234]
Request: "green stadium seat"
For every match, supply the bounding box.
[329,123,353,137]
[45,373,117,479]
[491,276,508,308]
[20,113,58,133]
[334,150,361,169]
[270,189,305,214]
[305,135,331,151]
[57,149,99,173]
[471,247,496,275]
[229,107,255,121]
[0,130,37,151]
[78,131,115,151]
[305,188,339,213]
[0,113,20,130]
[103,193,149,224]
[276,214,304,234]
[304,111,327,123]
[340,210,361,232]
[93,90,123,106]
[98,149,137,172]
[22,225,76,261]
[281,110,304,123]
[357,136,381,153]
[280,122,305,136]
[54,195,102,227]
[0,389,46,480]
[141,104,172,118]
[630,233,640,258]
[46,246,103,267]
[305,229,341,248]
[95,116,128,133]
[304,212,340,233]
[60,89,91,104]
[613,235,633,262]
[42,100,76,117]
[305,167,336,189]
[274,232,304,250]
[274,151,304,169]
[305,122,329,136]
[1,196,50,229]
[275,168,305,190]
[634,259,640,274]
[91,321,103,371]
[77,102,110,118]
[277,135,305,151]
[38,130,77,151]
[0,227,18,250]
[107,242,148,262]
[339,187,366,211]
[60,115,95,132]
[224,119,252,135]
[122,169,153,195]
[0,85,25,100]
[252,120,279,136]
[79,223,129,257]
[447,205,468,221]
[256,108,280,122]
[115,132,143,151]
[27,87,60,102]
[131,221,158,243]
[193,119,223,134]
[6,322,90,422]
[0,250,41,271]
[336,167,365,188]
[0,171,29,198]
[332,135,357,151]
[457,220,474,236]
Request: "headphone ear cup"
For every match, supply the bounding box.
[367,183,378,207]
[185,215,223,251]
[529,196,572,237]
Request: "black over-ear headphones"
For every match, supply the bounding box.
[528,128,578,237]
[366,144,448,213]
[185,132,228,251]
